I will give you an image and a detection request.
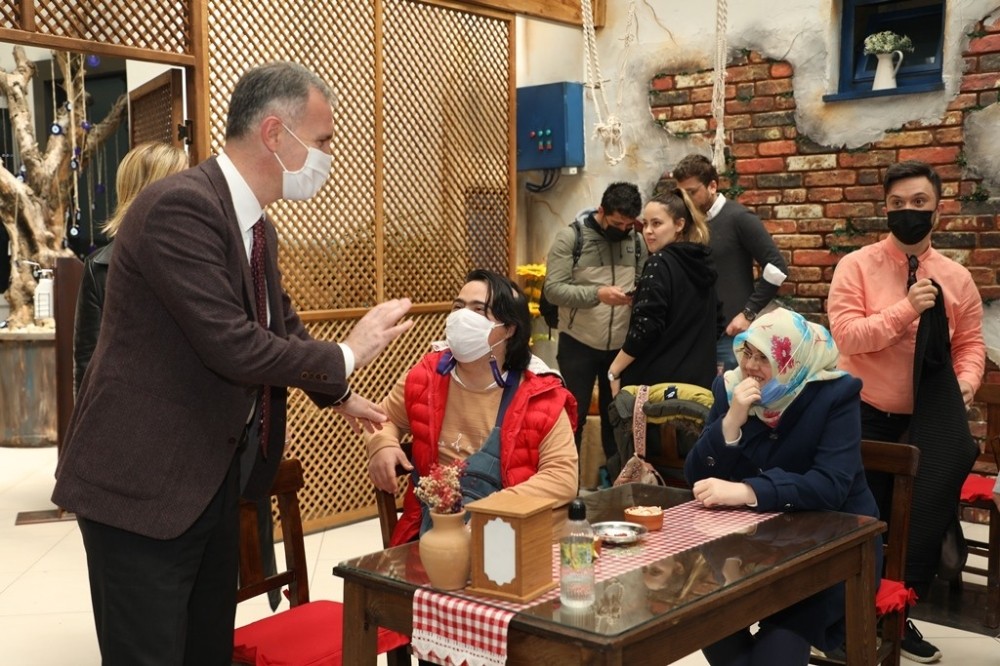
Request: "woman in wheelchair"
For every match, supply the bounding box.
[366,269,579,546]
[684,307,880,666]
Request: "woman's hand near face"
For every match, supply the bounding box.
[722,377,760,440]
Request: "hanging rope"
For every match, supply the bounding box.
[711,0,729,173]
[581,0,636,166]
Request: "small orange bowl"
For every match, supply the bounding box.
[625,506,663,532]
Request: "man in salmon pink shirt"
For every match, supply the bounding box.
[827,159,984,664]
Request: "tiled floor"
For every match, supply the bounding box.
[2,446,998,665]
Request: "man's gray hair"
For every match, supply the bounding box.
[225,62,336,140]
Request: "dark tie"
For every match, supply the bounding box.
[906,254,919,290]
[251,218,271,456]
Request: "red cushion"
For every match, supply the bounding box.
[233,600,408,665]
[961,474,996,503]
[874,578,917,617]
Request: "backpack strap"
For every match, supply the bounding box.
[632,384,650,458]
[570,219,583,268]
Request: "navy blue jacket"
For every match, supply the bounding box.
[685,374,880,650]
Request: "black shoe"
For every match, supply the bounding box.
[901,620,941,663]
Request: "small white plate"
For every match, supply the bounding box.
[592,521,648,545]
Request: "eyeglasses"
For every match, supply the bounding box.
[906,255,919,290]
[739,345,768,366]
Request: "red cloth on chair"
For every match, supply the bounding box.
[874,579,917,617]
[961,474,996,503]
[233,600,408,665]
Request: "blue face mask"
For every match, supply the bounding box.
[759,380,786,405]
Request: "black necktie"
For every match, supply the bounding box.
[906,254,919,290]
[251,218,271,456]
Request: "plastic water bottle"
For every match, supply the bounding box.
[560,499,595,608]
[33,269,53,321]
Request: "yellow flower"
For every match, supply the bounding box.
[516,263,547,279]
[516,264,548,318]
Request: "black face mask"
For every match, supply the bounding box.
[887,209,933,245]
[604,226,630,242]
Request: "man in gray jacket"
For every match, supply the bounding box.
[544,182,645,460]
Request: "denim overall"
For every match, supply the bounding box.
[417,372,521,535]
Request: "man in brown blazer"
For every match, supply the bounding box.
[53,62,413,664]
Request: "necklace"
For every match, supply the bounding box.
[451,366,501,391]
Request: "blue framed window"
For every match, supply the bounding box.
[826,0,945,101]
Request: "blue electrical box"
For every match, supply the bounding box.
[516,82,585,172]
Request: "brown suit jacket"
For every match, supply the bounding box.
[54,158,342,539]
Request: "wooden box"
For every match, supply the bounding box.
[464,493,557,602]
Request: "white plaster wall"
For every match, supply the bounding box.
[518,1,1000,262]
[516,0,1000,360]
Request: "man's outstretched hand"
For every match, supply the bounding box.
[344,298,414,368]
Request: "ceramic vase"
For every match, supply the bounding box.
[872,51,904,91]
[419,511,471,590]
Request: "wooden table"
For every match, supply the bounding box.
[334,484,884,665]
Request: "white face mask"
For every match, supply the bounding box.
[273,123,332,200]
[445,308,503,363]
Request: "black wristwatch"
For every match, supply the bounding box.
[741,307,757,322]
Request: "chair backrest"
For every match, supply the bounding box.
[860,439,920,581]
[975,383,1000,468]
[237,458,309,606]
[373,442,412,548]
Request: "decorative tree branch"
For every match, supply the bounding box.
[0,46,127,329]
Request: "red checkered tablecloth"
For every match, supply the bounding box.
[412,588,515,666]
[411,500,778,665]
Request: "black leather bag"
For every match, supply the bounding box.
[937,514,968,582]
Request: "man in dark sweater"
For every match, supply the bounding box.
[672,154,787,370]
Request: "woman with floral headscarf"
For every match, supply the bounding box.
[684,307,880,666]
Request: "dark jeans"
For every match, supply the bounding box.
[717,334,737,373]
[556,332,618,458]
[78,456,241,665]
[702,624,811,666]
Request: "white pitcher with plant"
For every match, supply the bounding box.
[864,30,915,91]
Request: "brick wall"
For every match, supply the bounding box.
[648,19,1000,434]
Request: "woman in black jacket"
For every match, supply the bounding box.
[608,189,723,391]
[74,142,189,393]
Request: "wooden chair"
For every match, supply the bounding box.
[812,439,920,666]
[373,442,413,548]
[957,383,1000,629]
[233,458,409,665]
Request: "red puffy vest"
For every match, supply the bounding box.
[390,351,577,545]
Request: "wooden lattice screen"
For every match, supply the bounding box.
[28,0,191,53]
[129,69,184,148]
[206,0,515,532]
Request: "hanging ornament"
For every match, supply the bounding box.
[81,120,92,132]
[70,158,80,171]
[68,226,79,237]
[85,54,100,68]
[16,165,25,181]
[63,101,72,112]
[95,182,105,194]
[50,123,64,135]
[74,146,82,156]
